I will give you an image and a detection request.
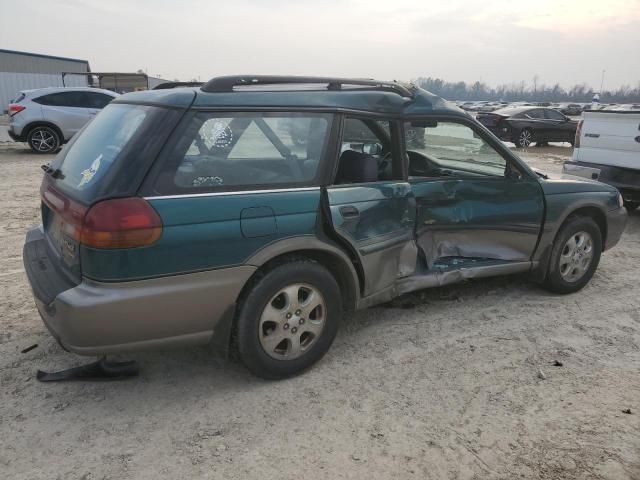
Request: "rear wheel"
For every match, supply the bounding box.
[515,128,533,148]
[27,126,60,154]
[236,261,342,379]
[543,216,602,294]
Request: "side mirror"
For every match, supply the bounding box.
[362,142,383,156]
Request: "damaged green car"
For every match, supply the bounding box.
[24,76,627,379]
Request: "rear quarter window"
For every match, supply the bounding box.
[152,112,333,194]
[33,92,83,107]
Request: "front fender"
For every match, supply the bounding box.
[538,194,611,255]
[531,192,613,282]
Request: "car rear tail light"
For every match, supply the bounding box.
[574,119,583,148]
[8,104,25,116]
[80,198,162,249]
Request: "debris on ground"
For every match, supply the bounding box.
[21,344,38,353]
[553,360,563,367]
[36,358,139,382]
[538,369,547,380]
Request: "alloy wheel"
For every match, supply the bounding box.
[559,231,594,282]
[30,128,58,152]
[259,283,326,360]
[518,130,532,148]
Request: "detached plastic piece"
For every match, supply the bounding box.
[36,357,139,382]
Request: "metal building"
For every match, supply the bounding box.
[0,49,90,110]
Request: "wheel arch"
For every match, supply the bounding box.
[563,206,607,246]
[242,237,361,311]
[24,121,65,143]
[213,237,360,356]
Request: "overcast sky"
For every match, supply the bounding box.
[1,0,639,90]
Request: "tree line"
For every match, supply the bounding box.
[414,77,640,103]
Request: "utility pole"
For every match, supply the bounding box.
[600,69,606,93]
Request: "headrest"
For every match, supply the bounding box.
[336,150,378,184]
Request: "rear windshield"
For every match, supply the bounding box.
[50,104,152,202]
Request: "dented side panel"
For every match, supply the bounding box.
[326,182,417,295]
[410,178,544,267]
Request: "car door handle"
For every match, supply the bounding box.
[340,206,360,218]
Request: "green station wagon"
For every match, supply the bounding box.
[24,76,627,378]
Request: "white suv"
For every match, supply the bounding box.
[7,87,118,153]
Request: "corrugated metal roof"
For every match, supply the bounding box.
[0,49,89,64]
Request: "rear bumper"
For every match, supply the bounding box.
[7,126,25,142]
[24,227,255,355]
[563,161,640,202]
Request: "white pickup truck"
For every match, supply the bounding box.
[563,110,640,210]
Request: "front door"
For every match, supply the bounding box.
[405,118,544,270]
[326,117,416,296]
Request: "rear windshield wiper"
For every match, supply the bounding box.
[41,164,64,179]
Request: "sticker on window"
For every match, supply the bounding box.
[78,154,102,188]
[203,120,233,148]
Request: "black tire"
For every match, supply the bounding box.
[624,201,639,211]
[543,216,602,294]
[236,261,342,379]
[514,128,534,148]
[27,126,60,154]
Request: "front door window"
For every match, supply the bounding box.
[405,121,508,178]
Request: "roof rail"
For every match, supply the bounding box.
[201,75,415,98]
[152,81,204,90]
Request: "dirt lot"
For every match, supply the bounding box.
[0,142,638,480]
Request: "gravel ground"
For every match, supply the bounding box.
[0,142,638,480]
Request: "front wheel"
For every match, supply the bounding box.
[236,261,342,379]
[543,216,602,294]
[27,126,60,154]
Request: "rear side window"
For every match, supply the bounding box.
[33,92,83,107]
[50,104,151,201]
[154,112,332,193]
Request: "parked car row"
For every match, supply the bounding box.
[5,85,639,155]
[457,100,640,116]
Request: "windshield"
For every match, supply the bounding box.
[50,104,152,201]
